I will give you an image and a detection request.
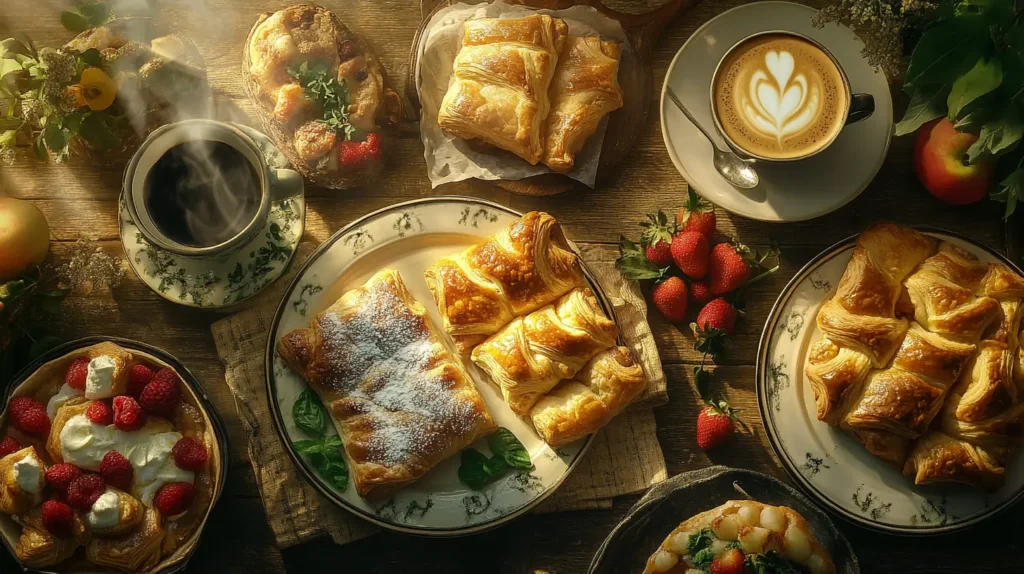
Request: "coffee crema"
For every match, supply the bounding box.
[713,33,848,160]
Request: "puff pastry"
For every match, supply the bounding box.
[643,500,835,574]
[15,504,86,569]
[437,15,567,164]
[86,507,164,572]
[425,211,585,354]
[542,36,623,173]
[529,346,645,446]
[277,268,497,497]
[472,287,619,415]
[0,447,46,515]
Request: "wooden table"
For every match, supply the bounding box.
[1,1,1019,572]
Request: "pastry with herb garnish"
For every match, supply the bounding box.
[243,3,401,189]
[644,500,835,574]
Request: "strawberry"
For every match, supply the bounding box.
[644,241,673,267]
[112,396,146,431]
[41,500,76,538]
[9,398,50,436]
[127,364,155,398]
[639,211,676,267]
[65,357,90,392]
[670,231,709,279]
[172,437,208,471]
[710,548,745,574]
[695,298,739,335]
[99,451,134,491]
[0,436,21,458]
[337,132,382,167]
[708,243,751,295]
[677,189,716,238]
[652,277,688,322]
[139,368,182,417]
[45,463,82,496]
[154,482,196,517]
[85,401,113,426]
[696,401,740,450]
[66,474,105,511]
[690,281,712,304]
[616,237,669,281]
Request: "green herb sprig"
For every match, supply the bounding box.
[61,3,112,33]
[291,390,348,491]
[287,61,356,141]
[457,428,533,490]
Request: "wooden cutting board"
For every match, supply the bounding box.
[407,0,699,196]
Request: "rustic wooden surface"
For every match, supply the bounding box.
[0,1,1018,572]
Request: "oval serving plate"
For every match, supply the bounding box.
[265,196,618,536]
[588,466,859,574]
[756,229,1024,535]
[0,336,229,574]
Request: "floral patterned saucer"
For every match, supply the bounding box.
[756,229,1024,535]
[119,123,305,309]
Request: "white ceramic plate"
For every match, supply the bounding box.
[265,197,606,535]
[660,1,893,222]
[756,230,1024,534]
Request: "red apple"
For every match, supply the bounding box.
[913,117,994,205]
[0,196,50,281]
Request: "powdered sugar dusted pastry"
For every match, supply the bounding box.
[277,268,497,497]
[644,500,835,574]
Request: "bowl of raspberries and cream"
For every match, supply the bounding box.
[0,339,225,573]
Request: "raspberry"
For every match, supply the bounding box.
[0,436,21,458]
[85,401,114,426]
[337,132,382,167]
[172,437,208,471]
[65,357,90,391]
[127,364,155,398]
[99,450,134,491]
[45,463,82,496]
[139,368,181,417]
[154,482,196,517]
[66,474,105,511]
[112,396,146,431]
[9,398,50,436]
[41,500,76,538]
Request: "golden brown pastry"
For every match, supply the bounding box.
[904,243,1001,342]
[86,487,145,538]
[15,504,86,569]
[0,447,46,515]
[542,36,623,173]
[472,287,619,415]
[83,341,133,399]
[805,223,937,423]
[86,507,164,572]
[643,500,835,574]
[424,211,585,354]
[530,346,644,446]
[277,268,497,497]
[437,15,568,164]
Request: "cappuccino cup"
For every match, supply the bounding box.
[710,30,874,163]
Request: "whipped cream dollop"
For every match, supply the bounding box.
[60,414,195,506]
[84,355,117,399]
[86,489,121,529]
[47,383,83,419]
[12,453,44,494]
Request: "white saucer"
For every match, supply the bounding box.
[660,1,893,222]
[119,123,305,309]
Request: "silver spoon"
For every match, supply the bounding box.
[665,87,759,189]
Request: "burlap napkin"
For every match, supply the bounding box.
[211,242,668,548]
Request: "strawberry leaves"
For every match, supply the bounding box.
[679,189,713,224]
[615,236,668,280]
[639,210,676,247]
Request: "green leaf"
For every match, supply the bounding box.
[0,130,16,147]
[79,48,102,67]
[35,288,68,315]
[904,20,988,89]
[1,38,31,58]
[42,120,68,152]
[482,455,508,476]
[60,10,90,33]
[615,236,667,280]
[691,547,715,568]
[78,3,111,26]
[487,427,532,470]
[896,86,950,136]
[33,133,47,159]
[947,58,1002,121]
[967,105,1023,163]
[78,112,119,150]
[292,438,321,453]
[687,528,714,554]
[292,389,327,436]
[992,162,1024,219]
[693,366,712,402]
[458,448,492,490]
[0,58,23,80]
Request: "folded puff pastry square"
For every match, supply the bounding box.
[437,15,568,164]
[542,35,623,173]
[277,269,497,497]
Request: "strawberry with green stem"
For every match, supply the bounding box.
[708,239,780,295]
[638,210,677,266]
[691,323,740,450]
[677,189,716,239]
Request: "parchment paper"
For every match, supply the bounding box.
[416,1,629,189]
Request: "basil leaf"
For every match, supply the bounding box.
[458,448,492,490]
[321,459,348,490]
[687,528,714,554]
[292,389,326,436]
[294,434,349,491]
[482,455,508,476]
[948,57,1003,121]
[60,10,90,33]
[691,547,715,568]
[487,428,532,469]
[292,438,322,454]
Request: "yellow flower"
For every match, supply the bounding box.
[79,67,118,111]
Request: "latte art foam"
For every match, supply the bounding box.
[714,34,848,160]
